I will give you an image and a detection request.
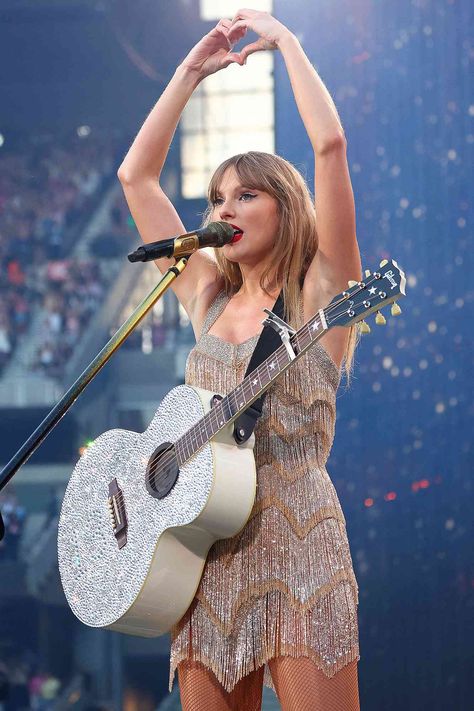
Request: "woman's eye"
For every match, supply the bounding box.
[212,193,256,206]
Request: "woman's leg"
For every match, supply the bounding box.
[177,660,264,711]
[268,656,360,711]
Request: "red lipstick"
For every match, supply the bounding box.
[230,224,243,243]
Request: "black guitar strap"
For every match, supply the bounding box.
[232,290,285,445]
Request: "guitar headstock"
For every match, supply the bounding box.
[324,259,406,332]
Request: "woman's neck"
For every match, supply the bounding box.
[234,269,280,301]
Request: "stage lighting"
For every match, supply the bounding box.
[77,125,91,137]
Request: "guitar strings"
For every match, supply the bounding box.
[175,298,345,458]
[142,276,384,491]
[146,317,323,489]
[146,275,385,489]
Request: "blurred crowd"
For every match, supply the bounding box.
[0,490,25,561]
[0,486,63,562]
[0,658,61,711]
[29,259,105,378]
[0,131,130,379]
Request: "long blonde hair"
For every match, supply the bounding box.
[201,151,360,385]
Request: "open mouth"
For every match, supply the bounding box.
[229,224,243,242]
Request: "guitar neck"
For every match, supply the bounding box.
[175,308,329,465]
[174,259,406,465]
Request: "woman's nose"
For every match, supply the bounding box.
[218,200,235,219]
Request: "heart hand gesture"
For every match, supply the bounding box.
[181,19,247,78]
[181,11,291,80]
[227,8,291,63]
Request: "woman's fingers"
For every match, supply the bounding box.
[191,10,276,75]
[239,38,272,62]
[215,18,248,50]
[216,18,231,34]
[227,20,277,63]
[208,25,230,47]
[229,10,285,47]
[222,51,246,68]
[226,21,248,46]
[231,8,257,22]
[228,17,277,54]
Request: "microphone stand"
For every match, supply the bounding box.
[0,257,190,541]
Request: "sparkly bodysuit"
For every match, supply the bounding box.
[169,289,360,692]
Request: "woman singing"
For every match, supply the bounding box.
[118,9,362,710]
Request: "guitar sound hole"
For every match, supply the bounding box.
[145,442,179,499]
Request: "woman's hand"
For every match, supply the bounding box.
[227,9,291,63]
[181,19,247,79]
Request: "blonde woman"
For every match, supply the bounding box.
[118,9,362,711]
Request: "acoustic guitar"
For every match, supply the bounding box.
[58,259,405,636]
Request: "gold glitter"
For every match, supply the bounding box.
[169,290,360,693]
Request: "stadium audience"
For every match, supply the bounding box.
[0,657,62,711]
[0,131,128,377]
[0,489,26,561]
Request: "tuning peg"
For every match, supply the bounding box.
[364,269,371,278]
[391,302,402,316]
[348,280,358,287]
[379,259,389,267]
[359,320,371,334]
[375,311,386,325]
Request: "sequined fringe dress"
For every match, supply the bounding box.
[169,290,360,692]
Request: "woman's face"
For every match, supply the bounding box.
[210,167,280,266]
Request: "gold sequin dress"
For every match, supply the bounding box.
[169,289,360,692]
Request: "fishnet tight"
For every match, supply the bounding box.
[177,657,360,710]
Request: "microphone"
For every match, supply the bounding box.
[127,221,237,263]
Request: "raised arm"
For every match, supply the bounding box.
[276,31,362,300]
[229,10,362,304]
[117,20,246,326]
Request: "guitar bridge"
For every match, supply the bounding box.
[108,478,128,549]
[262,309,297,360]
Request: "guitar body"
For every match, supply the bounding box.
[58,384,256,637]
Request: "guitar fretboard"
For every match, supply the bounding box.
[175,309,328,464]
